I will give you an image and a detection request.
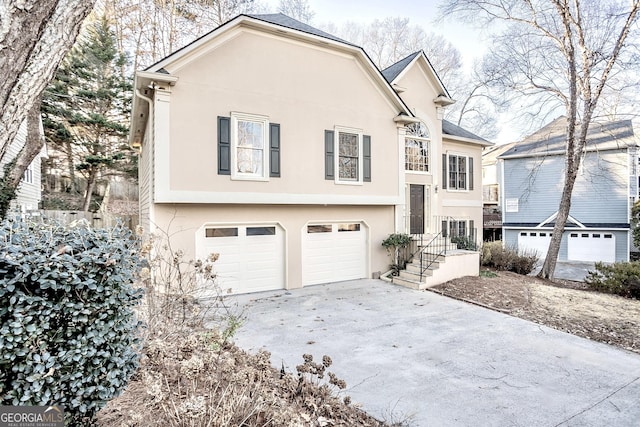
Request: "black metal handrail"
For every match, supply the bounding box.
[419,231,450,282]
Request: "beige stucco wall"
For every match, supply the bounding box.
[152,203,395,290]
[157,28,402,203]
[439,138,484,236]
[390,56,484,235]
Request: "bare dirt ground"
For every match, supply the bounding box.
[431,270,640,354]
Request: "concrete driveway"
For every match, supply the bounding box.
[231,279,640,427]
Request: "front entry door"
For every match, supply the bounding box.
[409,184,424,234]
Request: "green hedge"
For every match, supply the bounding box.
[0,217,143,423]
[585,261,640,299]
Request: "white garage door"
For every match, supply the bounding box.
[196,224,285,295]
[302,222,367,286]
[567,232,616,263]
[518,231,552,259]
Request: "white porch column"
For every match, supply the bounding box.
[395,124,407,233]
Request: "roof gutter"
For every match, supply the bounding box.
[129,71,179,148]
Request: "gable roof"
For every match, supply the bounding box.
[442,119,490,144]
[381,52,421,83]
[381,51,451,100]
[500,117,638,159]
[131,13,416,146]
[381,53,491,145]
[482,142,516,165]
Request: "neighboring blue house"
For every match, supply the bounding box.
[499,117,638,263]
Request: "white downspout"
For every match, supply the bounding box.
[134,88,154,234]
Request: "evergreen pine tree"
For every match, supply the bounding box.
[42,15,135,211]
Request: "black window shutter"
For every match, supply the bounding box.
[325,130,334,180]
[468,156,474,190]
[270,123,280,177]
[218,116,231,175]
[469,220,475,239]
[441,220,448,238]
[363,135,371,182]
[441,154,447,190]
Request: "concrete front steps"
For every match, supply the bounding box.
[392,250,480,290]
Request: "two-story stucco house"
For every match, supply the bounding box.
[500,117,638,263]
[130,13,490,294]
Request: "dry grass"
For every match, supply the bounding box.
[96,330,388,426]
[433,269,640,354]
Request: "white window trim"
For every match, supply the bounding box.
[446,152,470,192]
[404,122,431,174]
[334,126,363,186]
[230,112,270,181]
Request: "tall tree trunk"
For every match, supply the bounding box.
[100,181,111,214]
[0,97,46,219]
[0,0,95,166]
[538,156,580,279]
[6,97,46,189]
[82,168,97,212]
[64,140,77,193]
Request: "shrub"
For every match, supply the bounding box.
[585,261,640,299]
[382,233,413,275]
[481,241,538,275]
[0,216,143,424]
[451,235,478,251]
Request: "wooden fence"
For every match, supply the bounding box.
[33,210,139,230]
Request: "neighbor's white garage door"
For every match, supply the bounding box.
[196,224,285,295]
[302,222,367,286]
[567,232,616,263]
[518,231,552,259]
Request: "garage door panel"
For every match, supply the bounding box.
[302,222,367,286]
[197,224,285,295]
[518,232,551,259]
[568,232,615,263]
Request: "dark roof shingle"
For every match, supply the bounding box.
[500,117,637,158]
[442,119,489,143]
[381,52,420,83]
[248,13,352,45]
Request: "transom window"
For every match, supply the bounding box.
[338,132,359,181]
[405,122,430,172]
[448,154,468,190]
[231,112,269,180]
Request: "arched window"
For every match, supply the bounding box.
[405,122,430,172]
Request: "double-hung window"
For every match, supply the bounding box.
[338,131,360,181]
[324,127,371,184]
[449,155,467,190]
[218,114,280,179]
[23,163,34,184]
[230,113,269,180]
[444,153,473,191]
[405,122,430,172]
